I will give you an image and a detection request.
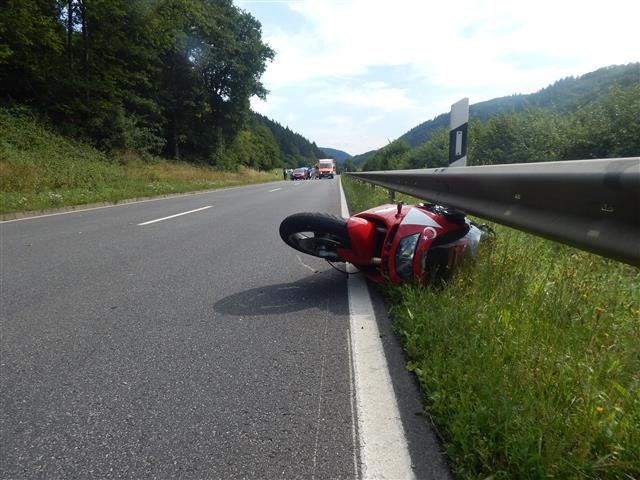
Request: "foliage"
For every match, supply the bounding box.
[254,113,325,168]
[360,129,449,171]
[392,234,639,479]
[361,139,410,171]
[0,0,275,168]
[399,63,640,149]
[373,82,640,170]
[564,84,640,159]
[350,149,376,168]
[220,123,281,171]
[531,63,640,112]
[341,176,640,479]
[355,69,639,166]
[403,128,449,168]
[0,108,279,214]
[319,146,352,163]
[468,83,640,165]
[341,158,356,173]
[468,109,569,165]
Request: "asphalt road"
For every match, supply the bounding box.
[1,178,451,479]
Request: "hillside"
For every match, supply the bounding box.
[350,150,377,167]
[1,1,275,169]
[360,78,639,171]
[319,147,352,164]
[400,63,640,148]
[253,113,325,168]
[0,109,281,215]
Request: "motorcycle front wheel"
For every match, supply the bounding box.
[279,213,350,261]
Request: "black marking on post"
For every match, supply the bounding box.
[449,122,468,165]
[449,97,469,167]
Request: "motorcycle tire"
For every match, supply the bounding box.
[279,212,351,261]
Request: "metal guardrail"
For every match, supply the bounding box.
[345,158,640,267]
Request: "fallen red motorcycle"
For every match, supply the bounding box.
[279,203,493,284]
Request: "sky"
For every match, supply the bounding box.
[235,0,639,156]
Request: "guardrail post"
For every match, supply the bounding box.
[389,189,396,202]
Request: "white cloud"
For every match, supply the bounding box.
[260,0,639,93]
[363,82,388,89]
[332,84,415,111]
[324,115,351,125]
[365,115,385,124]
[244,0,640,153]
[285,112,298,125]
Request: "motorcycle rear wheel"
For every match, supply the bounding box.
[279,213,350,261]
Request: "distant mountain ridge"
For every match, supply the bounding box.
[256,63,639,168]
[399,63,640,149]
[350,150,376,167]
[319,147,352,164]
[253,113,325,167]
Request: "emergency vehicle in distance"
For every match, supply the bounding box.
[317,158,336,179]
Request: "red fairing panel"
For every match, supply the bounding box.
[338,217,376,265]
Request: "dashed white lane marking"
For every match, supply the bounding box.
[340,180,416,480]
[269,188,282,192]
[1,185,255,223]
[137,206,212,226]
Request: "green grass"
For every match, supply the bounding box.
[0,109,281,216]
[342,175,640,479]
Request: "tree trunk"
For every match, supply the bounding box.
[67,0,73,62]
[173,115,180,160]
[80,0,87,67]
[79,0,88,90]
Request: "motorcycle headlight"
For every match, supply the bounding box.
[394,233,420,280]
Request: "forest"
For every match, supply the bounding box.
[0,0,323,171]
[361,76,640,171]
[2,3,638,175]
[399,63,640,148]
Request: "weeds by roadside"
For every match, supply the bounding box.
[0,110,280,215]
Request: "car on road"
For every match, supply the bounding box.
[291,168,309,180]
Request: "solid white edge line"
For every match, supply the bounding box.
[137,206,212,226]
[339,179,416,480]
[347,328,360,479]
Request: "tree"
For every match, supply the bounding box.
[72,0,165,151]
[0,0,66,107]
[402,128,449,169]
[467,108,569,165]
[254,113,325,167]
[1,0,274,165]
[563,84,640,159]
[362,140,409,171]
[341,158,355,172]
[153,0,274,161]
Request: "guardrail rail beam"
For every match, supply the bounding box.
[346,158,640,267]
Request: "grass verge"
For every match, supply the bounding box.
[342,175,640,479]
[0,109,281,216]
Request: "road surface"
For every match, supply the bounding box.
[1,178,450,479]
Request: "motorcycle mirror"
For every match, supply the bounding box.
[396,202,404,216]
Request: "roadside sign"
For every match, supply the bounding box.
[449,98,469,167]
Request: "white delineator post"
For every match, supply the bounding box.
[449,97,469,167]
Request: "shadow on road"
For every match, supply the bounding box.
[213,269,348,317]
